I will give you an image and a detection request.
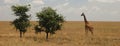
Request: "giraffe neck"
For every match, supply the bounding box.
[83,15,89,24]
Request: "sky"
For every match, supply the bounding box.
[0,0,120,21]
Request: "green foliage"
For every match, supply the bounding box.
[36,7,65,39]
[12,18,30,31]
[11,5,30,17]
[11,5,31,38]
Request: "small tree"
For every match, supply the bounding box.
[36,7,64,40]
[11,5,31,38]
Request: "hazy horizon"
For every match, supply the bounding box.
[0,0,120,21]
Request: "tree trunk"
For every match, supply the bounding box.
[46,32,49,40]
[20,31,22,38]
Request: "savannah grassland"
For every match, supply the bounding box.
[0,21,120,46]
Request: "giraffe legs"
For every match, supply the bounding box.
[89,28,93,35]
[88,26,94,35]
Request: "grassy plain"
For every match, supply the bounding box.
[0,21,120,46]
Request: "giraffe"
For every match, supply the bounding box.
[81,13,94,35]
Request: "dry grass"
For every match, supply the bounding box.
[0,21,120,46]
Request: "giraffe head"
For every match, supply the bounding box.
[81,13,85,16]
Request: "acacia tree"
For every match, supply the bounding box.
[36,7,64,40]
[11,5,31,38]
